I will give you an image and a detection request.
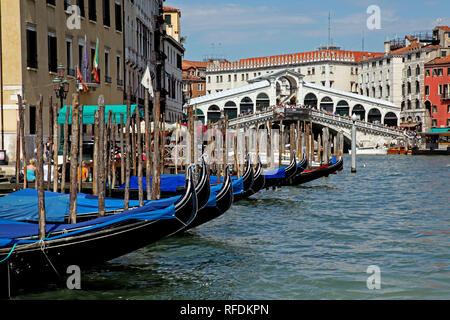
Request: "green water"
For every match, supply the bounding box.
[17,155,450,299]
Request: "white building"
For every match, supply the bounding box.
[205,48,383,98]
[358,26,450,131]
[124,0,161,108]
[163,34,184,122]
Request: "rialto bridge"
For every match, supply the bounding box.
[187,69,401,128]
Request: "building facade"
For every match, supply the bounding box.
[182,60,207,103]
[424,55,450,128]
[0,0,124,162]
[205,48,383,97]
[163,32,184,122]
[358,26,450,131]
[124,0,161,109]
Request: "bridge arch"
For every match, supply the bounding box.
[351,104,366,121]
[367,108,382,124]
[336,100,350,116]
[207,105,221,123]
[224,101,238,120]
[319,96,334,113]
[384,112,398,127]
[240,97,254,115]
[256,93,270,112]
[304,92,318,108]
[196,108,205,124]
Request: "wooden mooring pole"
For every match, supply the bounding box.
[36,95,46,239]
[68,94,80,224]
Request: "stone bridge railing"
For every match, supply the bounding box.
[228,107,406,139]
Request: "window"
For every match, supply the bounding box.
[416,52,420,59]
[104,50,110,82]
[66,39,74,76]
[198,83,204,91]
[234,74,237,81]
[432,105,437,113]
[407,82,411,94]
[425,85,430,95]
[64,0,71,11]
[88,0,96,21]
[228,75,231,82]
[116,54,122,85]
[115,1,122,32]
[438,84,442,95]
[416,81,420,94]
[103,0,110,27]
[164,14,172,25]
[416,65,420,76]
[448,105,450,113]
[46,0,56,6]
[29,106,36,135]
[48,33,57,73]
[78,41,84,71]
[26,26,38,69]
[425,69,430,77]
[77,0,85,18]
[407,66,411,77]
[432,119,437,127]
[433,68,443,76]
[448,68,450,76]
[207,76,210,83]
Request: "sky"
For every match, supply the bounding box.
[165,0,450,62]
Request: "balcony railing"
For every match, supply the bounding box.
[105,75,112,84]
[441,93,450,100]
[117,78,123,86]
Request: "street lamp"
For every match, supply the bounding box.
[53,64,70,108]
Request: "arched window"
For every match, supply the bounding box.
[224,101,237,119]
[304,93,318,108]
[352,104,365,121]
[256,93,270,111]
[207,105,221,123]
[239,97,253,114]
[336,100,349,116]
[319,97,333,113]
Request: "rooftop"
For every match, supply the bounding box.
[425,54,450,66]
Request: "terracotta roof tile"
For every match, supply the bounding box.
[182,60,207,70]
[425,54,450,66]
[163,6,180,13]
[436,25,450,31]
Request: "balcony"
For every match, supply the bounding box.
[105,75,112,84]
[117,78,123,87]
[441,93,450,100]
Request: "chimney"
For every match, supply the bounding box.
[384,41,390,54]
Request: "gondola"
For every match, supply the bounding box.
[263,152,297,189]
[0,166,198,298]
[181,165,234,231]
[232,154,254,202]
[282,155,308,186]
[291,156,343,185]
[240,155,265,198]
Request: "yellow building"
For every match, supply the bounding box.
[163,6,181,43]
[0,0,124,163]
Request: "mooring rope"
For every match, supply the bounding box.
[0,243,18,263]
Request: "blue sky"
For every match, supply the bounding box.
[166,0,450,61]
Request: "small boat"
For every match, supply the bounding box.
[282,155,308,186]
[232,155,254,202]
[241,155,265,198]
[412,130,450,155]
[182,165,234,230]
[348,146,387,155]
[290,156,343,185]
[387,146,407,154]
[263,152,297,189]
[0,166,198,298]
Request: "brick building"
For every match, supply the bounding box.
[424,55,450,129]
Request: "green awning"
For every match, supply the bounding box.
[57,105,142,124]
[429,128,450,133]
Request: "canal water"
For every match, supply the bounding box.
[19,155,450,299]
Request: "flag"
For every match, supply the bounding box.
[82,35,89,83]
[77,65,88,93]
[91,38,100,84]
[141,66,154,98]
